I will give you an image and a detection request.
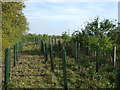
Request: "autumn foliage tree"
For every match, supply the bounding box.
[2,2,29,49]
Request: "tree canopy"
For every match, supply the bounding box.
[71,17,118,52]
[2,2,29,49]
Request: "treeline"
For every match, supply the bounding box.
[25,17,120,67]
[70,17,120,65]
[24,18,120,88]
[2,1,29,49]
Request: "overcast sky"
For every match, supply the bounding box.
[23,0,118,35]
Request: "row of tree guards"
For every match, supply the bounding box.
[3,37,119,89]
[27,37,119,89]
[4,41,24,86]
[27,37,68,89]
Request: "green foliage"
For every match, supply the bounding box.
[71,30,89,50]
[85,17,99,37]
[99,36,112,51]
[42,34,49,42]
[88,36,99,51]
[107,27,120,45]
[72,17,116,53]
[117,45,120,65]
[2,2,29,49]
[84,17,116,37]
[9,41,116,88]
[61,31,71,42]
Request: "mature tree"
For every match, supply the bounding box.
[72,17,116,52]
[107,27,120,45]
[2,2,29,48]
[84,17,116,37]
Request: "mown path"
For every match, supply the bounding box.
[9,42,61,88]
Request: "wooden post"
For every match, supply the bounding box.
[113,46,116,67]
[62,47,68,89]
[4,48,11,84]
[49,44,54,71]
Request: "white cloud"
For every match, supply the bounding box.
[23,2,117,35]
[24,3,96,21]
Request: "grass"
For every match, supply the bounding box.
[8,42,61,88]
[7,41,116,88]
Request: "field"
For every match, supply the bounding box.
[2,2,120,89]
[6,40,116,88]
